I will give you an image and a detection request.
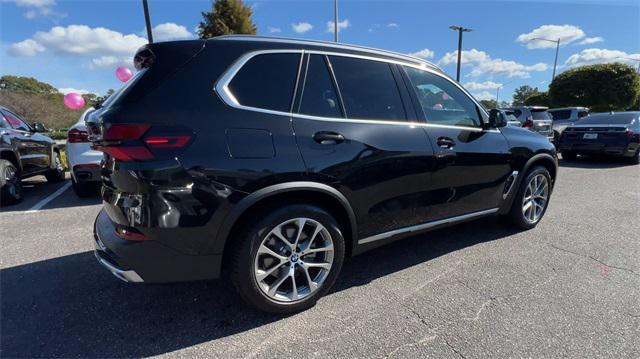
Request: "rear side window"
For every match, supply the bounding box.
[329,56,406,121]
[298,55,343,118]
[228,53,300,112]
[578,111,589,118]
[513,110,523,119]
[549,110,571,120]
[403,66,480,127]
[2,111,30,131]
[532,111,551,120]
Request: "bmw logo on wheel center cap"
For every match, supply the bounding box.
[290,254,299,263]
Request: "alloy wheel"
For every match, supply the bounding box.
[253,218,334,302]
[522,174,549,223]
[4,166,18,197]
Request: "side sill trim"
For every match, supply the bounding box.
[358,208,500,245]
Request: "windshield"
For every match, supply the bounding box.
[549,110,571,120]
[531,110,551,120]
[576,113,638,125]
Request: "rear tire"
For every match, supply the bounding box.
[561,151,577,161]
[508,166,552,230]
[229,204,345,313]
[626,149,640,165]
[45,151,66,183]
[0,159,23,206]
[72,177,98,197]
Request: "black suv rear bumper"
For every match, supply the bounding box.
[93,209,223,283]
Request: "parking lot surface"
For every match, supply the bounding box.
[1,159,639,358]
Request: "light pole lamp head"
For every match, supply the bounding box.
[449,25,472,32]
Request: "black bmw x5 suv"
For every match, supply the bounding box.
[89,36,557,313]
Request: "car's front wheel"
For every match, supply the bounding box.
[0,159,23,206]
[508,166,552,230]
[229,204,345,313]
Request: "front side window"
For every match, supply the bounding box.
[298,55,343,118]
[2,111,30,131]
[329,56,406,121]
[228,53,300,112]
[403,67,480,127]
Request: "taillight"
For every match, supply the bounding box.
[625,128,634,138]
[115,225,149,241]
[95,123,192,162]
[523,116,534,129]
[68,128,89,143]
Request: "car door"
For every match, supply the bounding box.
[292,53,436,240]
[400,65,512,218]
[1,110,50,174]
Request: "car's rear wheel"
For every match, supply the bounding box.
[508,166,551,230]
[229,204,345,313]
[561,151,577,161]
[45,151,66,183]
[0,159,23,206]
[72,177,98,197]
[626,149,639,165]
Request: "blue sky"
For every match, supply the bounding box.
[1,0,639,103]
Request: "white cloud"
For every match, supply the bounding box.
[150,23,193,42]
[464,81,503,91]
[58,87,92,95]
[267,26,282,33]
[471,91,495,101]
[326,19,350,33]
[409,48,435,60]
[6,0,63,19]
[29,25,147,56]
[292,22,313,34]
[8,39,45,56]
[12,0,55,6]
[516,25,585,49]
[470,59,548,78]
[87,55,132,69]
[387,23,399,28]
[438,49,490,66]
[578,36,604,45]
[565,48,640,67]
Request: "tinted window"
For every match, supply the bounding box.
[577,113,638,125]
[0,113,7,128]
[404,66,480,127]
[229,53,300,112]
[578,111,589,118]
[329,56,406,121]
[2,111,30,131]
[549,110,571,120]
[531,110,551,120]
[298,55,342,118]
[513,110,523,119]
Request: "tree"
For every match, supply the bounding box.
[512,85,539,106]
[549,63,640,112]
[524,91,549,107]
[198,0,257,39]
[479,99,498,110]
[0,75,57,94]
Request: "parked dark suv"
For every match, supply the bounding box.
[1,106,66,205]
[89,36,558,313]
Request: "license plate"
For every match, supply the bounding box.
[583,133,598,139]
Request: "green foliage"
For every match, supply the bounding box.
[49,130,68,140]
[480,99,498,110]
[549,63,640,112]
[0,75,57,94]
[524,91,549,107]
[198,0,257,39]
[512,85,539,106]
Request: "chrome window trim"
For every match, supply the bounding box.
[214,49,497,133]
[358,208,500,245]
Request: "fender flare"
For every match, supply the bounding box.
[502,152,558,213]
[215,181,358,248]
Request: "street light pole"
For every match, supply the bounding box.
[334,0,338,43]
[142,0,153,43]
[449,25,472,82]
[532,37,560,83]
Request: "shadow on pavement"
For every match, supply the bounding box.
[0,177,101,213]
[1,217,517,358]
[558,156,635,169]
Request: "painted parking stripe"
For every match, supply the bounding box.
[24,181,72,213]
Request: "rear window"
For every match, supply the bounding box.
[577,113,638,125]
[228,53,300,112]
[549,110,571,120]
[531,110,551,120]
[101,68,147,109]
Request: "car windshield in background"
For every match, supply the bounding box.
[576,113,638,125]
[549,110,571,120]
[532,111,551,120]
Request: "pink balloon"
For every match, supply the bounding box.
[116,66,133,82]
[63,93,86,110]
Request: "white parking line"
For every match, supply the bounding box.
[24,181,72,213]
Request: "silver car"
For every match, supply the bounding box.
[502,106,554,141]
[548,107,589,139]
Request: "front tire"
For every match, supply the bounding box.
[72,177,98,197]
[229,204,345,313]
[0,159,23,206]
[508,166,552,230]
[45,151,66,183]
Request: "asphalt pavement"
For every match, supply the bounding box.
[1,158,638,358]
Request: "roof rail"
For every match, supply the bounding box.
[213,35,440,71]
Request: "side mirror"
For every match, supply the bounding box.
[32,122,48,133]
[488,109,507,128]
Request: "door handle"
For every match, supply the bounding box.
[436,137,456,149]
[313,131,345,145]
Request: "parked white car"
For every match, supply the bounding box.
[66,107,103,197]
